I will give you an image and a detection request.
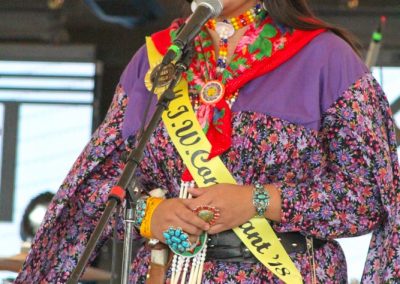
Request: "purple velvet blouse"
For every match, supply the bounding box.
[120,32,369,138]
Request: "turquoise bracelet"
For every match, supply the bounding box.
[253,183,270,216]
[133,196,148,228]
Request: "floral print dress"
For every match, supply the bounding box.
[16,18,400,284]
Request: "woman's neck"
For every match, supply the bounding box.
[218,0,258,20]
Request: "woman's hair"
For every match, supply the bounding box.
[263,0,362,56]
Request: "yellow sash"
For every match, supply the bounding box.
[145,37,303,284]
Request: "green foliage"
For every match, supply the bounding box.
[202,39,213,48]
[222,70,231,83]
[261,24,278,38]
[255,40,272,59]
[186,70,194,81]
[248,24,277,59]
[230,57,246,71]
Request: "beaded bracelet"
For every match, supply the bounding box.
[133,196,148,228]
[253,183,271,216]
[140,197,164,239]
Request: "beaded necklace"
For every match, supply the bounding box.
[206,3,263,74]
[197,3,263,108]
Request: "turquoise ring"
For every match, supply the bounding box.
[163,226,207,257]
[162,227,192,254]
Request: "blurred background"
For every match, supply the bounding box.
[0,0,399,283]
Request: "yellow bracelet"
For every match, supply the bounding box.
[140,197,164,239]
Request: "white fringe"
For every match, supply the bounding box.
[170,180,206,284]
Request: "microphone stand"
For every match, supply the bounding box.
[67,45,194,284]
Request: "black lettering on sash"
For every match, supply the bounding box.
[191,150,217,185]
[255,241,272,254]
[175,120,201,146]
[167,105,189,119]
[268,254,290,276]
[269,261,291,275]
[174,90,183,98]
[198,167,213,180]
[239,221,271,254]
[276,267,290,276]
[171,90,183,101]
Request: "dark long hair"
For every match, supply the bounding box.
[263,0,362,56]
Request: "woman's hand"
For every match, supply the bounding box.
[183,184,256,234]
[150,198,210,243]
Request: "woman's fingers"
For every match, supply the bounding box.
[187,187,208,197]
[177,207,210,231]
[206,223,225,235]
[178,221,203,236]
[188,235,199,244]
[182,194,213,210]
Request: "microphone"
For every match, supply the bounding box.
[162,0,223,65]
[365,16,386,69]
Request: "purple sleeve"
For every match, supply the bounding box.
[119,45,158,139]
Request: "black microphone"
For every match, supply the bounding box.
[162,0,223,65]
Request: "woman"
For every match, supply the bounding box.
[16,0,400,283]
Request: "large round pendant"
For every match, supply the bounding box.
[200,80,225,105]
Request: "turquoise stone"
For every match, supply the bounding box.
[171,236,181,243]
[198,209,215,223]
